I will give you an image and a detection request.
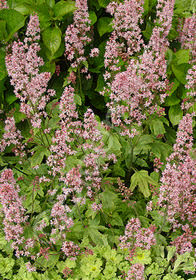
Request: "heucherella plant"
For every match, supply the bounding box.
[64,0,99,88]
[64,0,99,70]
[0,0,195,279]
[101,0,175,138]
[158,113,196,253]
[0,169,28,257]
[0,10,116,274]
[5,14,55,129]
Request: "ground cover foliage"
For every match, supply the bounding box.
[0,0,195,279]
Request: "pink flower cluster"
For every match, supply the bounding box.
[5,14,55,128]
[0,117,26,158]
[178,14,196,109]
[178,15,196,63]
[119,218,156,259]
[65,0,99,73]
[171,225,195,255]
[159,114,196,230]
[0,0,8,9]
[91,202,102,212]
[149,0,175,53]
[126,263,145,280]
[120,218,156,279]
[0,169,28,257]
[50,201,74,243]
[61,241,80,259]
[105,0,144,71]
[101,0,174,137]
[47,86,80,176]
[48,86,116,201]
[153,157,163,172]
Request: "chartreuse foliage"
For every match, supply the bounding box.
[0,0,196,279]
[0,234,195,279]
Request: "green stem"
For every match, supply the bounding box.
[41,176,56,211]
[3,162,31,176]
[76,203,85,227]
[30,184,35,222]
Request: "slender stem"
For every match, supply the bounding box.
[78,67,83,96]
[157,205,168,234]
[2,159,31,176]
[30,184,36,222]
[29,99,51,147]
[76,203,85,227]
[132,113,158,151]
[40,177,56,211]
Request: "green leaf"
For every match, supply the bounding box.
[150,171,160,183]
[12,2,31,15]
[174,49,190,65]
[0,232,13,254]
[95,74,105,92]
[167,246,176,262]
[133,135,154,156]
[45,0,55,8]
[171,63,190,84]
[151,211,171,233]
[168,27,179,40]
[13,103,26,123]
[41,61,56,74]
[166,79,180,96]
[65,156,84,171]
[89,11,97,25]
[168,104,183,126]
[33,210,50,228]
[97,17,113,37]
[0,9,25,41]
[0,20,7,40]
[132,248,152,265]
[173,252,192,273]
[142,21,153,40]
[92,40,106,68]
[108,134,121,151]
[149,118,166,136]
[134,158,148,168]
[47,116,60,129]
[154,233,167,246]
[13,111,26,123]
[86,226,104,245]
[139,216,151,228]
[54,0,76,19]
[164,92,181,106]
[0,255,15,277]
[143,0,150,14]
[46,99,60,116]
[101,189,118,212]
[66,221,84,241]
[0,50,7,80]
[166,49,173,68]
[112,165,125,177]
[34,4,51,30]
[130,170,158,198]
[111,212,124,227]
[98,0,110,8]
[45,271,63,280]
[42,26,62,55]
[74,94,82,106]
[150,141,172,160]
[165,126,176,145]
[37,251,59,269]
[30,146,50,167]
[6,95,18,105]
